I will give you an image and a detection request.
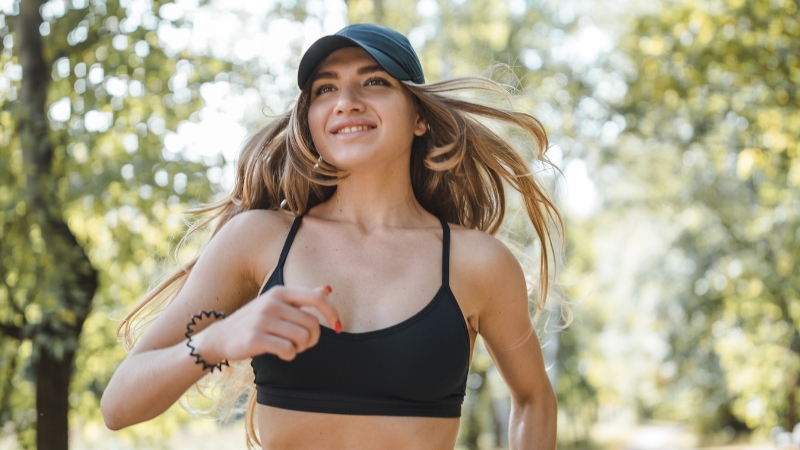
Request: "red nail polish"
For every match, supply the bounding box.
[323,285,332,294]
[335,320,342,334]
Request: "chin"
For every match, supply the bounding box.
[317,139,413,173]
[323,156,374,172]
[319,147,382,170]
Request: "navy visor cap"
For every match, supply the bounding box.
[298,23,425,89]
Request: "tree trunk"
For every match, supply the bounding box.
[18,0,51,186]
[17,1,98,449]
[35,351,75,450]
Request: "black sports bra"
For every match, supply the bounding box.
[250,214,471,417]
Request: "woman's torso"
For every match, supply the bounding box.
[247,211,480,449]
[257,407,461,450]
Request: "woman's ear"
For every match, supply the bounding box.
[414,116,428,136]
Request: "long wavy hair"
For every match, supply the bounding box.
[118,72,565,449]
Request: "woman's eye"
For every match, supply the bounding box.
[365,77,390,86]
[315,85,335,95]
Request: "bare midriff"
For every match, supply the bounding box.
[257,405,461,450]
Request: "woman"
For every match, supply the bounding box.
[101,23,562,449]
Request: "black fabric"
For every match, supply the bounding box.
[251,214,470,417]
[297,23,425,89]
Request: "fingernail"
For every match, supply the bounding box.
[335,320,342,334]
[323,285,332,294]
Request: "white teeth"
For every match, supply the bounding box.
[336,125,371,134]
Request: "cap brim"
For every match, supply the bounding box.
[298,35,412,89]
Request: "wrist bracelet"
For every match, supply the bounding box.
[185,309,229,373]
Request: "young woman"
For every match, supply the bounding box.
[101,23,562,450]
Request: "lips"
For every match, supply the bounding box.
[330,120,377,135]
[336,125,373,134]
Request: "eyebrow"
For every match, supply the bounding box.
[311,64,387,83]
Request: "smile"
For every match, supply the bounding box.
[334,125,374,135]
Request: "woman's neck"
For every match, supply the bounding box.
[312,169,431,231]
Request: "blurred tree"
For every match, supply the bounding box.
[0,0,227,448]
[615,0,800,438]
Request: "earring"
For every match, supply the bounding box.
[314,154,324,170]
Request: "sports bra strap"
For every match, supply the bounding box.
[276,213,304,269]
[439,217,450,286]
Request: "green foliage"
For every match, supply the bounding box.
[616,0,800,437]
[0,0,228,445]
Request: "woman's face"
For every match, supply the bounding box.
[307,47,427,172]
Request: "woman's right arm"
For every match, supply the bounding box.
[100,211,339,430]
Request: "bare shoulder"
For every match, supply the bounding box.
[210,209,295,260]
[211,209,297,284]
[448,223,522,285]
[220,208,295,240]
[448,223,526,329]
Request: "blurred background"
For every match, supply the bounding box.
[1,0,798,448]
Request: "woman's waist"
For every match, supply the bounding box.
[257,404,460,450]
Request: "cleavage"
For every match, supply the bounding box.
[282,230,443,334]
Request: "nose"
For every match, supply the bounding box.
[334,83,365,115]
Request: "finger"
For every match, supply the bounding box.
[272,286,340,330]
[270,304,321,347]
[261,317,315,352]
[257,334,298,361]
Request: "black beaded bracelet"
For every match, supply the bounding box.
[185,309,229,373]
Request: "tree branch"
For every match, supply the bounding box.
[0,322,21,340]
[0,235,29,325]
[2,278,28,321]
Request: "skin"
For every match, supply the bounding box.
[101,47,556,449]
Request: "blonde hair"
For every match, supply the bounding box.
[118,74,565,449]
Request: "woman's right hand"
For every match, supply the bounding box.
[193,285,340,363]
[102,212,339,430]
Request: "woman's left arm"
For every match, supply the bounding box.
[469,237,557,450]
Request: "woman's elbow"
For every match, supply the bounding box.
[540,386,558,416]
[104,417,124,432]
[513,385,558,413]
[541,386,558,410]
[100,389,127,431]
